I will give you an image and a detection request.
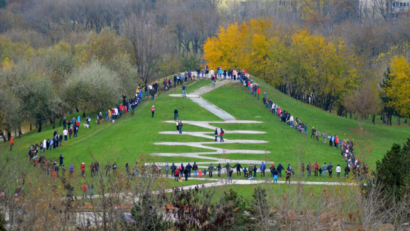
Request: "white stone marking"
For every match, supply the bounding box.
[163,120,263,130]
[169,94,200,98]
[155,82,270,164]
[190,97,236,120]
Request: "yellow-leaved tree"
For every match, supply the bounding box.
[203,19,359,113]
[386,56,410,117]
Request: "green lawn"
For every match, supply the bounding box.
[201,79,410,171]
[3,76,409,187]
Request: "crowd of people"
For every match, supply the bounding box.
[239,75,369,181]
[16,68,372,200]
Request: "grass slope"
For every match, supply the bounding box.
[4,77,409,176]
[201,79,410,171]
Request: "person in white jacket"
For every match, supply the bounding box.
[336,164,341,178]
[63,129,68,142]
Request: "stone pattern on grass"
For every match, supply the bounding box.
[151,81,270,165]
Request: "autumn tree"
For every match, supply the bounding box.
[203,19,359,113]
[343,83,382,127]
[385,56,410,122]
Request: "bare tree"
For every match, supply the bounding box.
[123,13,171,84]
[343,83,382,128]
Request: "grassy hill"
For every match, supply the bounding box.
[3,77,409,177]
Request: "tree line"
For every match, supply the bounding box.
[204,19,410,125]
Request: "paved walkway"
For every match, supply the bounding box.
[171,81,236,120]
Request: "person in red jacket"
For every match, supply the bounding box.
[151,105,155,118]
[335,136,339,149]
[81,162,85,177]
[82,183,87,199]
[9,137,14,151]
[124,105,127,114]
[257,87,261,100]
[174,168,180,181]
[314,161,319,176]
[119,105,123,117]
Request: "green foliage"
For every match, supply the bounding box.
[367,139,410,203]
[212,188,253,230]
[182,55,200,71]
[63,61,121,112]
[130,194,167,231]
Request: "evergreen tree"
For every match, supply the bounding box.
[380,67,396,126]
[367,139,410,203]
[248,186,277,229]
[211,188,253,230]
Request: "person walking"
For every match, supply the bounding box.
[233,162,242,176]
[311,127,316,139]
[257,87,261,100]
[165,163,170,177]
[269,163,275,178]
[63,117,67,129]
[260,162,266,177]
[69,163,74,177]
[174,168,180,181]
[277,163,284,177]
[90,162,95,177]
[9,137,14,151]
[208,164,214,177]
[151,105,155,118]
[328,162,334,178]
[217,163,222,177]
[90,182,94,197]
[182,84,187,97]
[273,168,278,183]
[82,183,87,199]
[228,168,233,183]
[184,168,189,181]
[322,131,327,144]
[178,121,183,134]
[63,128,68,142]
[186,163,192,177]
[174,108,178,121]
[214,128,218,142]
[307,162,311,176]
[336,164,341,178]
[220,128,224,142]
[192,162,198,177]
[68,127,73,139]
[81,162,85,177]
[286,169,291,184]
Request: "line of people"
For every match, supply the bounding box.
[241,75,368,180]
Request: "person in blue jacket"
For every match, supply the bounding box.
[260,162,266,177]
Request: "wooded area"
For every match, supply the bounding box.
[1,0,410,140]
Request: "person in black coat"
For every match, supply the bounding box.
[174,108,178,121]
[277,163,284,177]
[233,162,242,176]
[63,117,67,129]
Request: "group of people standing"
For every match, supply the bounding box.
[240,76,367,180]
